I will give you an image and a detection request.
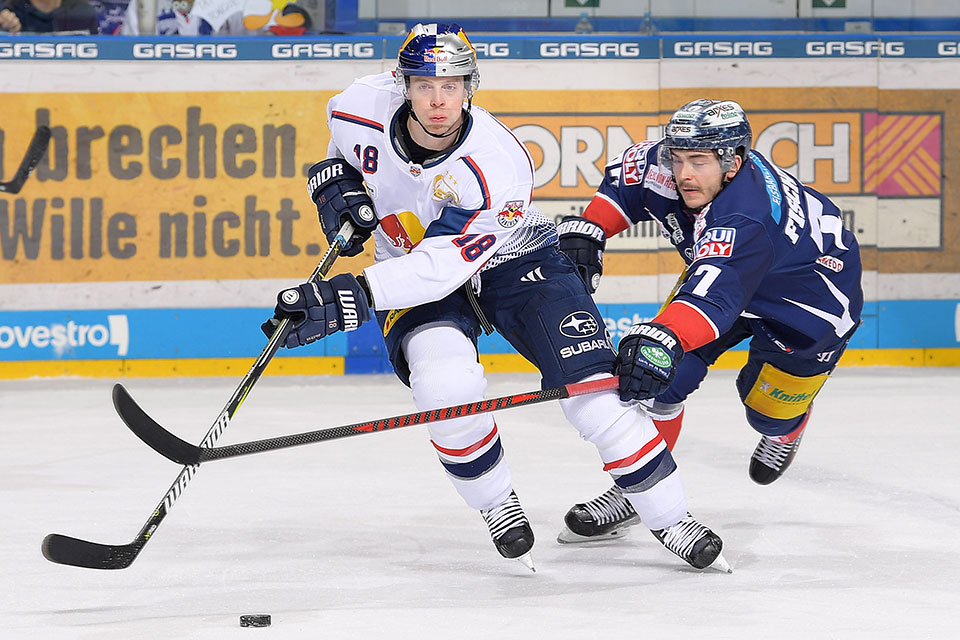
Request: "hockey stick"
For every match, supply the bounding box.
[0,126,52,194]
[657,266,688,315]
[115,376,621,466]
[41,221,356,570]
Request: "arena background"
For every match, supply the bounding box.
[2,31,959,379]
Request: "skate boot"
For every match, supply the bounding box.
[749,409,810,485]
[557,485,641,544]
[481,490,535,572]
[651,513,731,572]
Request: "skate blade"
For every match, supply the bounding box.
[515,552,536,573]
[707,551,733,574]
[556,525,632,545]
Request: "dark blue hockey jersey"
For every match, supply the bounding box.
[585,140,863,356]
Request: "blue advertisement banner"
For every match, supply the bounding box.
[3,35,960,61]
[0,308,346,361]
[2,300,954,363]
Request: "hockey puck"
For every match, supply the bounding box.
[240,614,271,627]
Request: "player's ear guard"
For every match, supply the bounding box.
[307,158,379,257]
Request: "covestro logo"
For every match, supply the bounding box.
[0,315,129,356]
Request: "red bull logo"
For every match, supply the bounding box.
[497,200,525,228]
[379,211,426,252]
[424,47,449,63]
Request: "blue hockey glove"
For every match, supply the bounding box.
[557,215,606,293]
[307,158,378,257]
[615,322,684,402]
[261,274,371,348]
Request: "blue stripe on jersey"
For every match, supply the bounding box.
[461,156,491,209]
[424,205,481,238]
[439,440,504,479]
[751,151,783,224]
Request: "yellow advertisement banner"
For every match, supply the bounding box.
[1,87,955,283]
[2,91,334,283]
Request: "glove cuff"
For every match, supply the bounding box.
[557,215,607,250]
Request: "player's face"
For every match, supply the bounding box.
[670,149,741,209]
[406,75,467,142]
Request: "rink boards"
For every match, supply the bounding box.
[0,299,957,379]
[2,34,960,377]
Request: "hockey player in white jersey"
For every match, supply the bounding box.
[262,23,730,572]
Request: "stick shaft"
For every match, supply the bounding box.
[200,376,620,462]
[42,222,354,569]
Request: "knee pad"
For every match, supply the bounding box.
[405,324,487,411]
[404,322,498,447]
[741,362,827,436]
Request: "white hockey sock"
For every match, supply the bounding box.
[622,471,688,531]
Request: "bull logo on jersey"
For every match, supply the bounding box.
[497,201,525,228]
[559,311,599,338]
[432,172,461,203]
[693,227,736,261]
[380,211,426,253]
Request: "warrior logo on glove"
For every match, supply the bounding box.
[615,322,684,402]
[308,158,379,257]
[263,274,371,349]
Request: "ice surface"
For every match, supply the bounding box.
[2,368,957,639]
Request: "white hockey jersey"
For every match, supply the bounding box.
[325,72,556,311]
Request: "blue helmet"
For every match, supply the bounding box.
[659,99,752,173]
[395,23,480,98]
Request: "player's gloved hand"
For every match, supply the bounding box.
[308,158,378,257]
[615,322,684,402]
[261,274,371,348]
[557,215,606,293]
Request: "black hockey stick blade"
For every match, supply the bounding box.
[40,222,356,570]
[119,376,620,466]
[113,383,202,465]
[41,533,140,570]
[0,125,52,194]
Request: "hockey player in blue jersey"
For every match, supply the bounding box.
[261,24,730,572]
[555,99,863,542]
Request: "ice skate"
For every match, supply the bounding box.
[557,485,641,544]
[749,410,810,485]
[651,513,731,572]
[481,491,535,572]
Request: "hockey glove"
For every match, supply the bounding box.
[557,215,606,293]
[261,274,371,348]
[308,158,378,257]
[615,322,684,402]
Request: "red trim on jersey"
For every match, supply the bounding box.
[462,155,491,210]
[602,433,665,471]
[330,110,385,132]
[432,423,499,457]
[654,301,720,352]
[583,194,631,236]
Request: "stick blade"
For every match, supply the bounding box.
[41,533,137,570]
[112,384,203,466]
[0,126,52,194]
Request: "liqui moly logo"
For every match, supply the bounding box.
[693,227,736,261]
